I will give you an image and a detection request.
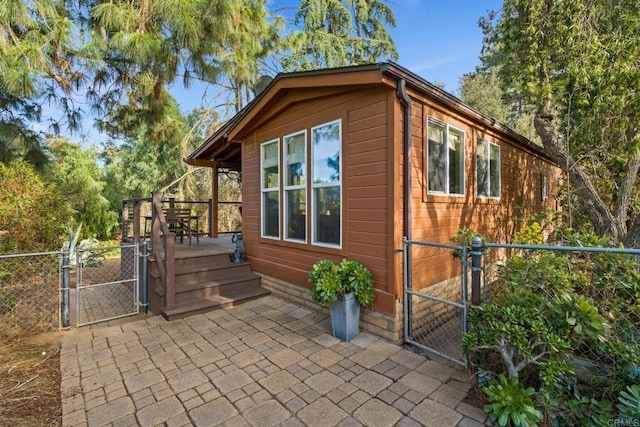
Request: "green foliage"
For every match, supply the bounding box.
[2,0,282,151]
[549,391,613,427]
[283,0,398,71]
[464,303,572,382]
[339,259,375,306]
[309,259,375,307]
[617,385,640,420]
[483,375,543,426]
[479,0,640,245]
[309,259,340,305]
[513,222,543,245]
[496,251,585,299]
[0,161,71,252]
[459,69,538,140]
[465,223,640,421]
[450,228,482,259]
[0,0,82,143]
[49,138,118,239]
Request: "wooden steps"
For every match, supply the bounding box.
[148,251,269,321]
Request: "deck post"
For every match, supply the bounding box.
[121,200,129,239]
[133,199,141,243]
[212,167,219,237]
[208,198,214,238]
[152,192,162,252]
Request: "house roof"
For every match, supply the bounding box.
[186,62,551,169]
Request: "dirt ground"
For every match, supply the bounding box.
[0,332,62,427]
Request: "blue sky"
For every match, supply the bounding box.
[170,0,503,114]
[387,0,502,92]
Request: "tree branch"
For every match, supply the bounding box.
[534,111,624,243]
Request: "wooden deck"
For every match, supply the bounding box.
[172,235,236,258]
[148,234,269,320]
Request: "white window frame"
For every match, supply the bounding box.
[426,117,465,196]
[260,139,280,239]
[476,139,501,199]
[311,119,342,249]
[283,130,307,243]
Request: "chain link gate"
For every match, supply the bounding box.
[76,243,140,326]
[402,238,469,366]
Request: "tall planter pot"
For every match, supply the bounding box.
[329,292,360,342]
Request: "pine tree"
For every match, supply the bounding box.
[283,0,398,71]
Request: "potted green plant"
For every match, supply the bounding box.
[309,259,375,341]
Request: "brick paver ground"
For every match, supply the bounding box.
[60,295,490,426]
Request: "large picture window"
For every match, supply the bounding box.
[311,120,341,247]
[476,139,501,198]
[261,140,280,238]
[427,118,465,195]
[284,131,306,242]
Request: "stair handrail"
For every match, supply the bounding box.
[151,191,176,311]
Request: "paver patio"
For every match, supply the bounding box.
[60,295,489,426]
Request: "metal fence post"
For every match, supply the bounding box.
[140,241,149,314]
[61,242,70,328]
[471,236,482,306]
[461,242,469,335]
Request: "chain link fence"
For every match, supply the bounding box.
[475,242,640,401]
[75,244,139,326]
[0,251,62,340]
[403,235,640,389]
[403,239,469,366]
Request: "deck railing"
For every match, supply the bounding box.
[150,191,176,311]
[122,196,241,242]
[121,192,242,313]
[122,197,215,242]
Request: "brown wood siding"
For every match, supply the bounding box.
[241,87,396,313]
[399,89,562,297]
[193,65,563,324]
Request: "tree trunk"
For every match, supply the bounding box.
[624,217,640,249]
[533,111,627,244]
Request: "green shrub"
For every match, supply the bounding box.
[462,223,640,422]
[617,385,640,421]
[483,375,542,426]
[464,303,572,382]
[0,161,71,252]
[309,259,375,307]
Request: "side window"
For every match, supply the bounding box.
[541,174,549,201]
[476,139,501,198]
[311,120,342,247]
[427,118,465,195]
[261,139,280,238]
[284,131,307,242]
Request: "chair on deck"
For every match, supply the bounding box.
[164,208,199,245]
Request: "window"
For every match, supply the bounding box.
[541,175,549,201]
[476,139,501,198]
[284,131,306,241]
[261,140,280,238]
[427,118,465,195]
[311,120,341,247]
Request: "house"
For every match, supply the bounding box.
[186,62,561,342]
